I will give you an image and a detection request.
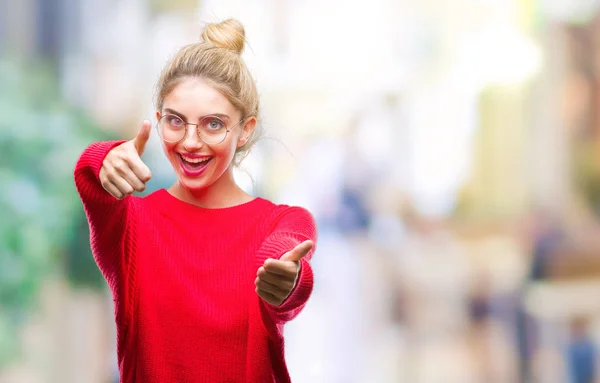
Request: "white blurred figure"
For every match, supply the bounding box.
[394,207,476,383]
[278,137,367,383]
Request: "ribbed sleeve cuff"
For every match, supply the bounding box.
[271,257,314,313]
[256,234,315,319]
[74,140,127,202]
[78,140,126,177]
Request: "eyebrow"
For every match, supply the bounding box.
[163,108,187,120]
[163,108,231,121]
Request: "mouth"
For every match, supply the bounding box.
[178,154,213,177]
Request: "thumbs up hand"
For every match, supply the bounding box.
[255,240,314,306]
[99,120,153,200]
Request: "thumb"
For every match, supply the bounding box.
[132,120,152,155]
[281,240,314,263]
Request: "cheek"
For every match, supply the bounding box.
[215,137,240,161]
[162,142,178,160]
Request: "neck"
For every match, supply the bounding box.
[169,167,253,208]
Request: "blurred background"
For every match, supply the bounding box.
[4,0,600,382]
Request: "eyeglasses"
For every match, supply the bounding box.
[156,113,246,145]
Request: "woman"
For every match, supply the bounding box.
[74,19,317,383]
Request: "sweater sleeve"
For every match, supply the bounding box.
[73,140,133,293]
[256,206,317,324]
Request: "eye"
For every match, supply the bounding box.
[204,118,225,131]
[167,115,184,127]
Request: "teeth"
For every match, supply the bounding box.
[181,155,210,164]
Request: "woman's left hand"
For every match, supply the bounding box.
[255,240,314,306]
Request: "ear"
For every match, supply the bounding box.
[156,111,161,120]
[237,116,256,148]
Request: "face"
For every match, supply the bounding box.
[157,77,256,192]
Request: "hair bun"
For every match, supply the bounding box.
[201,19,246,55]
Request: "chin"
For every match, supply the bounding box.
[178,176,212,191]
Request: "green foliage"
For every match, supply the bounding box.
[0,58,114,366]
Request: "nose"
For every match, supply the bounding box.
[181,124,204,151]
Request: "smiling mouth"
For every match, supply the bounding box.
[178,154,212,175]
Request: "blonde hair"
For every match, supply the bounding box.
[155,19,260,165]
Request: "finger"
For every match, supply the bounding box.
[262,259,298,277]
[116,166,146,192]
[257,267,293,286]
[280,240,313,263]
[256,287,281,306]
[111,176,134,197]
[127,156,152,183]
[255,277,287,296]
[132,120,152,155]
[256,278,293,297]
[103,181,124,199]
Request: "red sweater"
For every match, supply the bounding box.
[74,141,317,383]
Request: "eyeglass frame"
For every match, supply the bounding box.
[156,112,248,145]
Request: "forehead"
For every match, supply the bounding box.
[163,77,237,118]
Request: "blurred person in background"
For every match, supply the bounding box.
[393,200,474,382]
[278,125,372,382]
[74,19,317,383]
[566,316,597,383]
[516,209,564,383]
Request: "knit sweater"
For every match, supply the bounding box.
[74,141,317,383]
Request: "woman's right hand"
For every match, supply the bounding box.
[99,121,153,200]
